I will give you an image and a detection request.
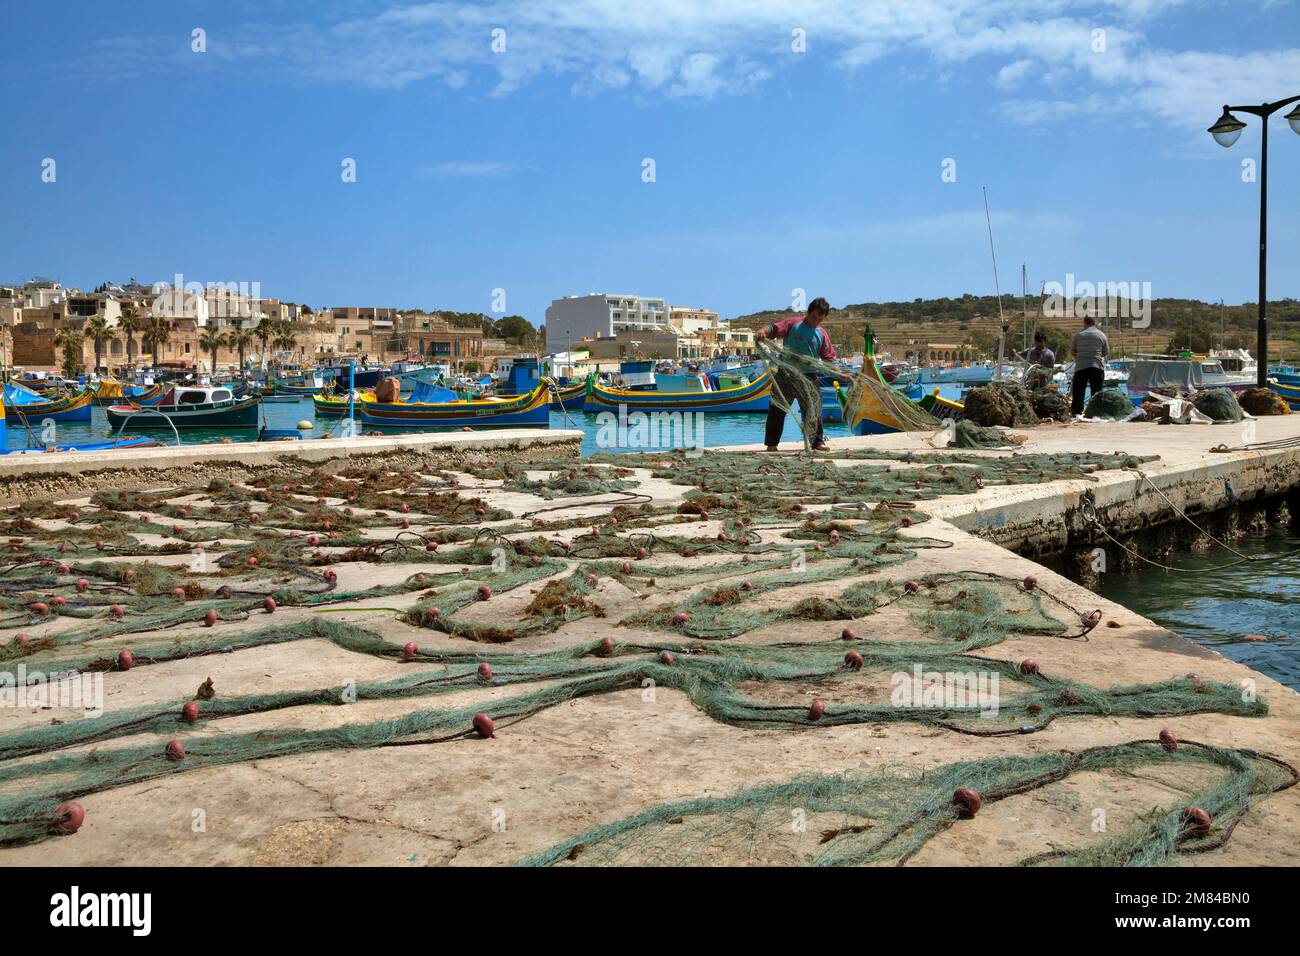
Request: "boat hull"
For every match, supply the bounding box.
[359,384,550,428]
[582,371,772,414]
[105,395,262,428]
[4,388,95,423]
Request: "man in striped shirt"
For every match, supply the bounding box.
[755,297,836,451]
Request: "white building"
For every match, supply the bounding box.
[544,293,669,353]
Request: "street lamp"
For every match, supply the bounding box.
[1207,95,1300,386]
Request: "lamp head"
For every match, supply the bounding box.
[1208,106,1246,147]
[1285,102,1300,137]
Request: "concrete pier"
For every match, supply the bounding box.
[1,418,1297,866]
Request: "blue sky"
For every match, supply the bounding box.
[2,1,1298,325]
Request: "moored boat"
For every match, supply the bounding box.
[846,327,963,435]
[3,382,95,423]
[582,370,772,414]
[105,385,261,429]
[359,381,551,428]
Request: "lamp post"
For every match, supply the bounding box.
[1207,96,1300,386]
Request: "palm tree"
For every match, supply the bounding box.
[199,327,228,376]
[55,327,84,379]
[118,308,142,371]
[254,316,279,369]
[227,328,255,371]
[142,316,170,367]
[83,315,114,374]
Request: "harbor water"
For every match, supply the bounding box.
[1093,528,1300,691]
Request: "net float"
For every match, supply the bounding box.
[636,547,649,560]
[117,649,134,670]
[585,573,599,588]
[52,802,85,834]
[50,596,65,607]
[1081,610,1102,631]
[203,609,219,627]
[400,518,411,529]
[1022,575,1037,591]
[1159,727,1179,751]
[171,587,186,598]
[323,521,333,531]
[109,604,125,619]
[844,651,864,671]
[672,611,689,625]
[123,570,135,581]
[477,662,493,681]
[246,556,258,567]
[740,581,754,591]
[1061,689,1082,705]
[248,513,261,523]
[56,562,70,574]
[621,561,632,574]
[172,524,183,535]
[828,530,840,544]
[165,740,186,761]
[841,626,858,641]
[904,580,920,593]
[307,535,320,546]
[216,585,232,598]
[181,700,200,723]
[716,532,729,542]
[474,506,486,517]
[598,637,615,656]
[423,607,442,624]
[477,585,492,601]
[30,602,49,616]
[807,699,826,721]
[900,516,913,528]
[1181,806,1211,837]
[952,787,982,817]
[400,504,409,513]
[96,540,105,551]
[472,713,495,738]
[323,569,337,583]
[1019,659,1040,675]
[15,633,31,648]
[403,642,418,661]
[658,650,676,666]
[264,597,277,613]
[1185,673,1199,681]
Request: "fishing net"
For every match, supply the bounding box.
[962,383,1039,428]
[0,443,1285,864]
[1084,388,1134,420]
[1238,388,1290,417]
[1194,388,1244,423]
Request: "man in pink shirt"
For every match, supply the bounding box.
[755,297,835,451]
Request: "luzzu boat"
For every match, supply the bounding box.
[0,401,156,453]
[581,370,772,414]
[548,380,586,411]
[359,380,551,428]
[313,390,371,418]
[846,327,964,435]
[3,381,95,423]
[105,385,261,429]
[265,372,331,396]
[1267,379,1300,409]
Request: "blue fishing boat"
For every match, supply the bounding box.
[3,381,95,423]
[0,401,156,452]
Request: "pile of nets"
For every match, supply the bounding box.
[962,383,1039,428]
[1193,387,1245,423]
[1084,388,1135,420]
[1238,387,1291,417]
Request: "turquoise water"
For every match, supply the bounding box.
[1093,528,1300,691]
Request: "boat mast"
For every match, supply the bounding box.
[982,186,1007,381]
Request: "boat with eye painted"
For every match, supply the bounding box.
[358,379,551,428]
[846,326,964,435]
[3,381,95,422]
[105,385,261,429]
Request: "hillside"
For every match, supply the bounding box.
[731,295,1300,361]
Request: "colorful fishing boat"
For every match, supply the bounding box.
[548,380,586,411]
[359,381,551,428]
[1267,379,1300,409]
[313,390,371,418]
[3,381,95,423]
[845,327,964,435]
[0,400,157,452]
[105,385,261,429]
[582,370,773,414]
[265,372,331,396]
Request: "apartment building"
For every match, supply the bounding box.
[544,293,669,353]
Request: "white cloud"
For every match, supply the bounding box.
[416,161,532,178]
[74,1,1300,133]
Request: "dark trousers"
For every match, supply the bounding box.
[1071,366,1105,415]
[765,369,824,447]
